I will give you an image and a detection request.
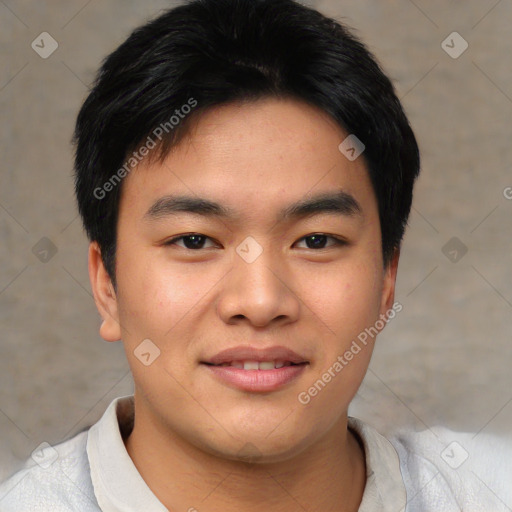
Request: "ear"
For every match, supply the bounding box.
[379,248,400,318]
[88,241,121,342]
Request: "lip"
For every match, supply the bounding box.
[200,345,309,393]
[202,345,308,365]
[202,364,308,392]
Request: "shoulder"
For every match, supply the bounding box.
[0,430,100,512]
[389,425,512,512]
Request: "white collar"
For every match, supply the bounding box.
[87,395,168,511]
[348,417,407,511]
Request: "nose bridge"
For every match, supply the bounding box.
[217,236,299,326]
[234,236,284,301]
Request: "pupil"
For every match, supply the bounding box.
[307,234,326,249]
[184,235,205,249]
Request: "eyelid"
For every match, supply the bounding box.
[294,234,347,249]
[164,233,219,249]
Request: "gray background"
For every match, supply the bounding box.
[1,0,511,480]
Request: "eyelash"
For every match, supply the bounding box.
[163,233,347,250]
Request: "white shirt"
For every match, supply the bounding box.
[0,395,510,511]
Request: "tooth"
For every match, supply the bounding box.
[259,361,275,370]
[243,361,259,370]
[231,361,244,369]
[275,361,285,369]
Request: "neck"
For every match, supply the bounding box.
[124,395,366,512]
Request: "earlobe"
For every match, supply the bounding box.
[88,242,122,342]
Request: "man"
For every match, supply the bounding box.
[1,1,510,510]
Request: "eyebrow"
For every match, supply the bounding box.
[143,189,362,223]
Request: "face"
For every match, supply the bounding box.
[90,98,398,463]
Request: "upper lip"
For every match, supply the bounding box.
[202,345,308,365]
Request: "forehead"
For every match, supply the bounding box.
[119,98,377,224]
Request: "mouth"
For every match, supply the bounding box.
[202,360,306,370]
[200,346,309,392]
[202,345,308,367]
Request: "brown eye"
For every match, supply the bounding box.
[165,234,217,250]
[295,234,346,250]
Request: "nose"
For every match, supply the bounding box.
[216,243,300,328]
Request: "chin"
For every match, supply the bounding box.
[200,429,312,465]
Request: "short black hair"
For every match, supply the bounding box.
[73,0,420,287]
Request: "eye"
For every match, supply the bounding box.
[163,233,346,251]
[164,234,218,250]
[294,233,346,250]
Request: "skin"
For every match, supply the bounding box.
[89,98,399,512]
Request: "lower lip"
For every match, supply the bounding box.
[202,364,308,392]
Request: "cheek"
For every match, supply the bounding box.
[294,260,381,421]
[301,257,383,342]
[116,245,212,327]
